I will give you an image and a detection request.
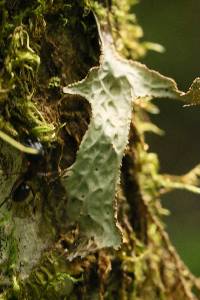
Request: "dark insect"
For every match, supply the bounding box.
[0,137,51,209]
[12,181,32,203]
[0,180,32,209]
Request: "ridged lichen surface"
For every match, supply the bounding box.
[63,28,199,256]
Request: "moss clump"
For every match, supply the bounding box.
[0,0,99,145]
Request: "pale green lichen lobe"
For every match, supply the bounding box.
[63,19,200,256]
[62,28,183,254]
[63,63,133,251]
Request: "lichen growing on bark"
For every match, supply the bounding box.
[1,1,200,300]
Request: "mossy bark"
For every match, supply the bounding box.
[0,1,199,299]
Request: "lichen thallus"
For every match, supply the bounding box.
[0,138,65,209]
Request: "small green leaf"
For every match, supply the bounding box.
[0,130,39,154]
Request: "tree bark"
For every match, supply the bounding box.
[0,1,199,299]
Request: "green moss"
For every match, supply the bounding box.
[0,0,99,147]
[0,1,200,299]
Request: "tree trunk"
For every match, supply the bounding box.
[0,1,200,299]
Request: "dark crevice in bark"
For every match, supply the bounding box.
[121,123,148,243]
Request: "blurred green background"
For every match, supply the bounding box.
[135,0,200,275]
